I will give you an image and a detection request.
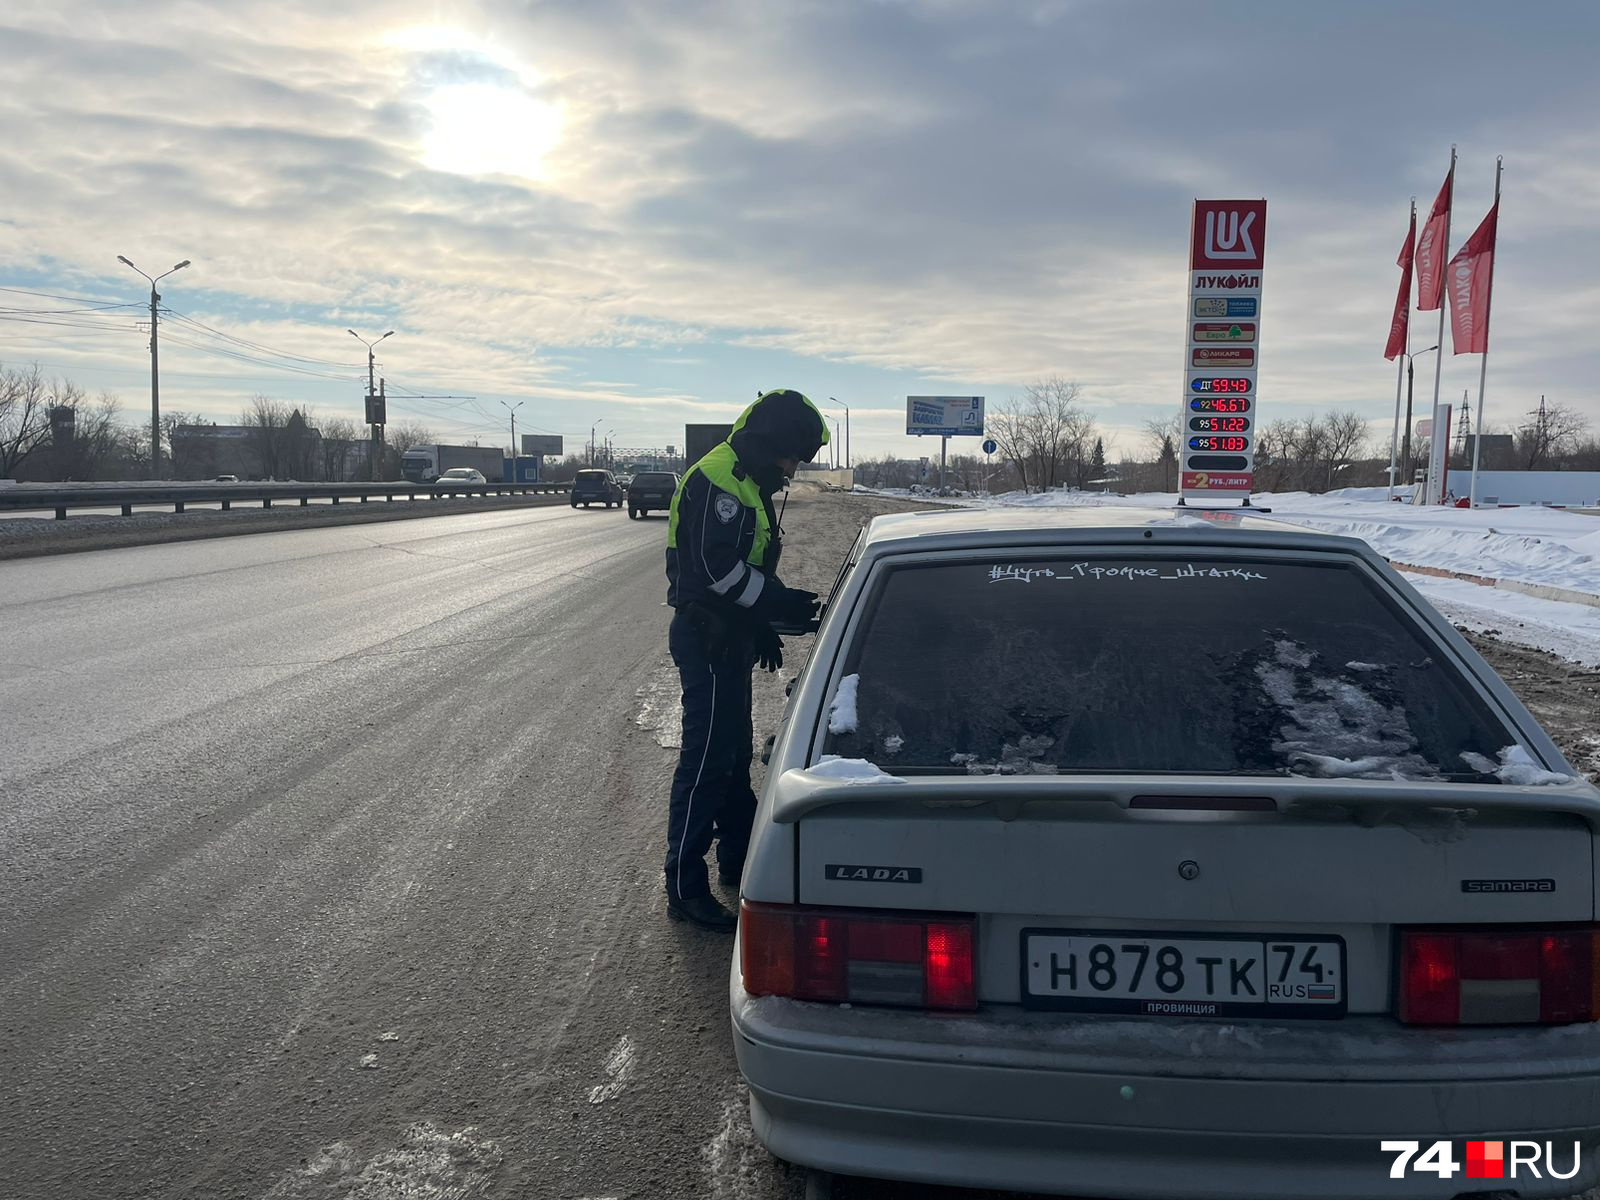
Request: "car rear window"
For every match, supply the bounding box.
[821,555,1519,782]
[576,471,607,483]
[633,473,675,486]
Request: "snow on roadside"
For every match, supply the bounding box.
[856,485,1600,666]
[265,1122,502,1199]
[1402,573,1600,669]
[634,666,683,749]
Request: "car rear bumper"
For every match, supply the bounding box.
[731,983,1600,1199]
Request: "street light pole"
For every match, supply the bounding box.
[500,400,524,461]
[826,396,850,469]
[118,255,190,477]
[349,329,394,480]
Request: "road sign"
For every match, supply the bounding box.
[982,438,998,455]
[521,434,563,457]
[906,396,984,436]
[1180,199,1266,503]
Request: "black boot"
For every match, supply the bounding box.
[667,892,737,932]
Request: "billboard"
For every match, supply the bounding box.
[1181,200,1266,503]
[521,434,563,457]
[906,396,984,436]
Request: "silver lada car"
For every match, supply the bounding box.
[731,507,1600,1199]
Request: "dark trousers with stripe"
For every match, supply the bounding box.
[664,610,756,902]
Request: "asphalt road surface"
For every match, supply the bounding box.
[0,489,968,1200]
[4,489,1596,1200]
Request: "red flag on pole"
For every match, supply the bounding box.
[1446,202,1498,354]
[1384,212,1416,360]
[1416,166,1453,311]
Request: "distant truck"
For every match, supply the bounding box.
[684,423,734,472]
[400,444,505,484]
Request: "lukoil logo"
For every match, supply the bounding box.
[1381,1140,1583,1181]
[1203,209,1258,262]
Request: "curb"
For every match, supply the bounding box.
[1391,560,1600,613]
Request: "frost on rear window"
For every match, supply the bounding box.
[820,557,1516,780]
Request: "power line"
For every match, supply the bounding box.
[0,284,130,307]
[160,307,364,369]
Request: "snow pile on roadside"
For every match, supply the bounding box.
[857,484,1600,593]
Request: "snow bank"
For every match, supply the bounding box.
[855,484,1600,666]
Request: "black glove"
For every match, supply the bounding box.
[772,587,820,628]
[753,625,783,673]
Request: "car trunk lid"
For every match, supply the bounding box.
[780,773,1597,1013]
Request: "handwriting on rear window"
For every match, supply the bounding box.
[987,563,1267,583]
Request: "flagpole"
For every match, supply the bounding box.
[1388,196,1416,501]
[1469,156,1502,510]
[1426,146,1455,505]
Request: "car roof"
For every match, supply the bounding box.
[859,504,1373,558]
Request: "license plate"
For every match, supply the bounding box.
[1021,929,1346,1018]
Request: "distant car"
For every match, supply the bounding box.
[570,469,623,508]
[436,467,487,485]
[626,471,680,519]
[213,474,239,483]
[733,506,1600,1199]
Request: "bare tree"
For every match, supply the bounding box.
[1517,400,1589,469]
[385,421,435,455]
[0,364,53,477]
[320,417,359,481]
[1320,410,1371,491]
[242,395,292,478]
[989,378,1096,492]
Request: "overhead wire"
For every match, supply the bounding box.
[159,307,365,369]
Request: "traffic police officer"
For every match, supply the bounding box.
[663,389,830,930]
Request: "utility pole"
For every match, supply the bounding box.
[117,255,190,477]
[350,329,393,480]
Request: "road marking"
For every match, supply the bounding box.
[586,1033,637,1104]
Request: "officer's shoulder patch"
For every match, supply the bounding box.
[714,493,740,524]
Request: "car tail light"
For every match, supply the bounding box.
[740,902,976,1011]
[1398,927,1599,1025]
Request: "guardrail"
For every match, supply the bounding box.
[0,481,571,520]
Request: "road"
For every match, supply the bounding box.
[2,490,1008,1200]
[3,491,1595,1200]
[1,501,759,1199]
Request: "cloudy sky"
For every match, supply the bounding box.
[1,0,1596,463]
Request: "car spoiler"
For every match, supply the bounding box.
[768,768,1600,831]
